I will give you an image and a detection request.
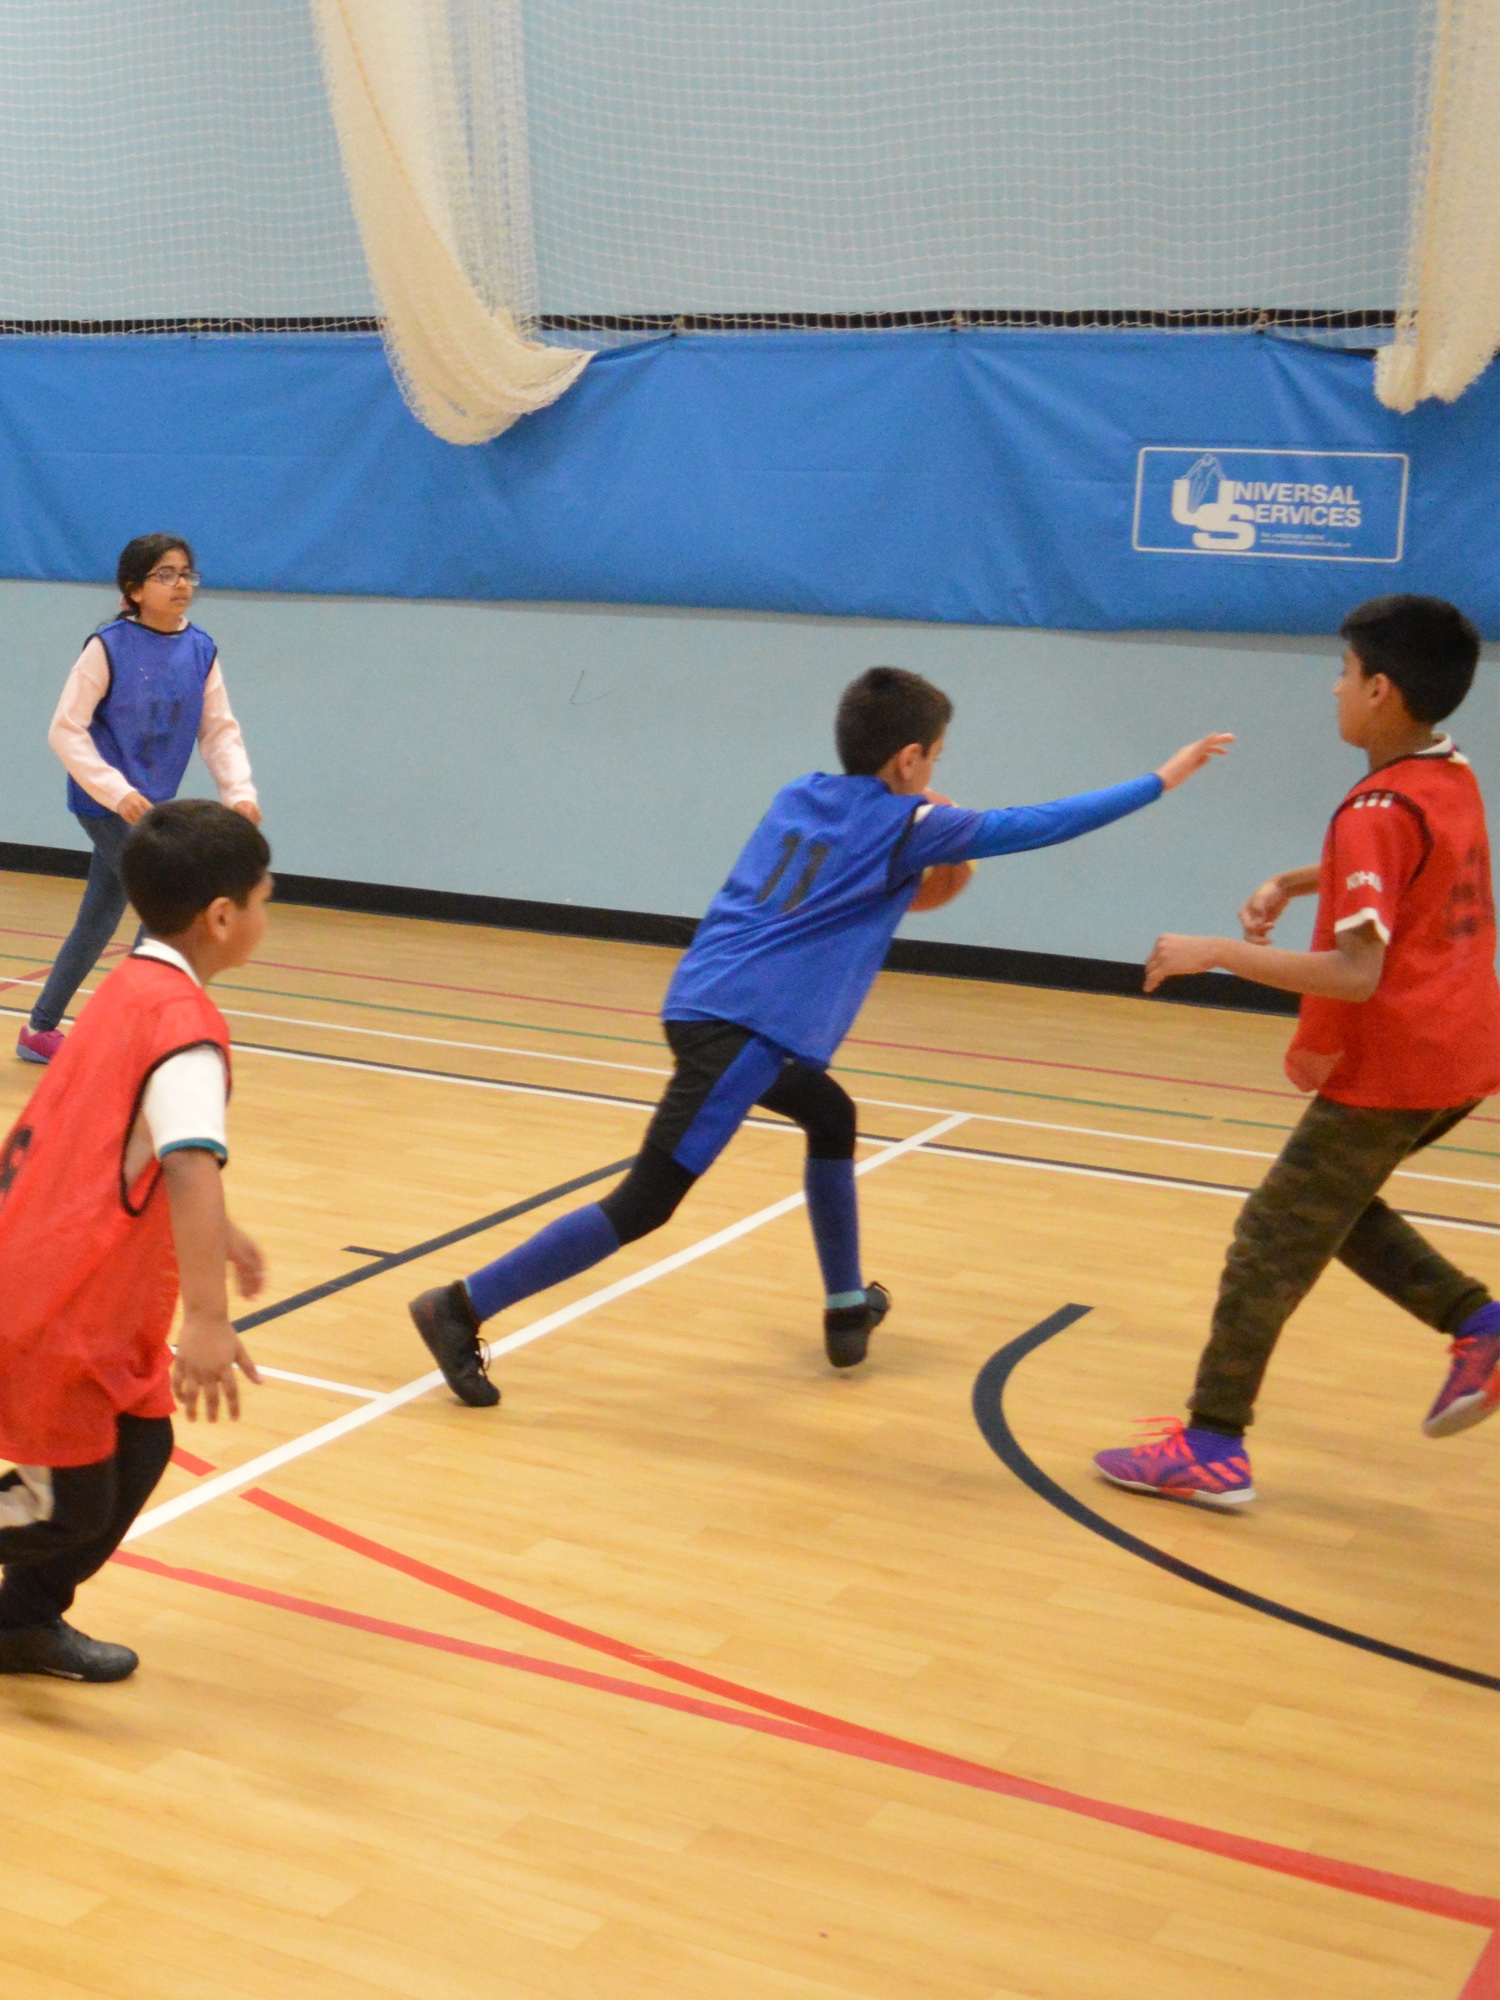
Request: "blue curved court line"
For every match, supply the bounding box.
[972,1306,1500,1693]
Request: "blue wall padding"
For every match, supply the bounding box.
[0,330,1493,635]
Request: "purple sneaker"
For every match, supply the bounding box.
[1094,1418,1255,1509]
[1423,1303,1500,1438]
[16,1024,64,1065]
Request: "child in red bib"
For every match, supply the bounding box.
[1095,596,1499,1508]
[0,801,271,1679]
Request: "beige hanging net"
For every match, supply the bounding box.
[310,0,589,445]
[1376,0,1500,411]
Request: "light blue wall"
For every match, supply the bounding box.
[4,579,1493,962]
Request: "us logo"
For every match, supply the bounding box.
[1132,448,1408,563]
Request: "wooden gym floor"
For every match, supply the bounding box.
[0,869,1495,2000]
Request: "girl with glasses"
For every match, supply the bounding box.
[18,533,261,1065]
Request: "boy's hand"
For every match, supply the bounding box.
[1144,933,1224,991]
[227,1222,266,1299]
[1155,733,1235,792]
[172,1314,261,1422]
[1239,876,1289,942]
[118,790,152,825]
[232,800,263,826]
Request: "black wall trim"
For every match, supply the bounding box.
[882,935,1296,1014]
[1,842,92,881]
[0,842,1296,1017]
[0,309,1391,338]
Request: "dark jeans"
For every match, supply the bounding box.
[0,1414,174,1628]
[1191,1097,1491,1434]
[29,812,139,1032]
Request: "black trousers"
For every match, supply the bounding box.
[0,1413,174,1628]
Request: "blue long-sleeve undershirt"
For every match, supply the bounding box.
[960,772,1164,861]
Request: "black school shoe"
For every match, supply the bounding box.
[0,1619,139,1682]
[409,1281,502,1407]
[823,1282,891,1370]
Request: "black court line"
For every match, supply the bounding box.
[237,1040,1497,1236]
[235,1156,636,1333]
[972,1306,1500,1693]
[927,1138,1499,1236]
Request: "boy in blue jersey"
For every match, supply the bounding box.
[411,668,1231,1404]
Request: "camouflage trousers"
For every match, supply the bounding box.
[1190,1095,1491,1435]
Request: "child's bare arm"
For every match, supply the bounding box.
[1238,865,1321,942]
[1155,734,1236,790]
[163,1150,261,1421]
[1145,921,1385,1002]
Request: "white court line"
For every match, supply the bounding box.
[3,996,1492,1190]
[124,1111,968,1541]
[920,1141,1498,1236]
[254,1364,384,1401]
[0,986,675,1080]
[225,1034,1497,1199]
[852,1094,1498,1193]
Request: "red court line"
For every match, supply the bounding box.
[1462,1929,1500,1999]
[3,920,1495,1123]
[170,1445,218,1476]
[244,1486,900,1748]
[111,1543,1499,1935]
[252,951,1311,1102]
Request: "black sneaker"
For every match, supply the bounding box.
[0,1619,138,1682]
[409,1281,501,1407]
[823,1282,891,1370]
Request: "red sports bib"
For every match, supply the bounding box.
[1287,747,1500,1109]
[0,955,229,1465]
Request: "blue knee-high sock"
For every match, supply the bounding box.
[464,1203,620,1323]
[804,1156,862,1306]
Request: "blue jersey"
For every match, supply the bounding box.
[663,768,1162,1066]
[68,618,217,819]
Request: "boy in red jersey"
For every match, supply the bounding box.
[1096,596,1499,1507]
[0,801,270,1678]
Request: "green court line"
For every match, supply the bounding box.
[219,979,668,1047]
[0,951,1214,1124]
[1223,1112,1499,1160]
[14,950,1494,1147]
[830,1063,1211,1120]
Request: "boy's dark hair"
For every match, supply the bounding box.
[835,667,954,776]
[116,532,195,614]
[122,800,270,937]
[1340,595,1481,724]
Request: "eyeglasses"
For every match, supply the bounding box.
[144,566,201,586]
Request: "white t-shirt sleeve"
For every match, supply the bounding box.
[140,1046,229,1162]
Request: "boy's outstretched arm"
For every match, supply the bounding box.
[940,733,1234,862]
[164,1149,262,1421]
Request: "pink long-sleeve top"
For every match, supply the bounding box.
[48,634,258,815]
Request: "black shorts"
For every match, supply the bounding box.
[645,1020,856,1172]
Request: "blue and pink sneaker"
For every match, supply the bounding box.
[16,1025,64,1065]
[1423,1303,1500,1439]
[1093,1418,1255,1509]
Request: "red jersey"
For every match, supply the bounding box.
[0,955,230,1465]
[1286,740,1500,1109]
